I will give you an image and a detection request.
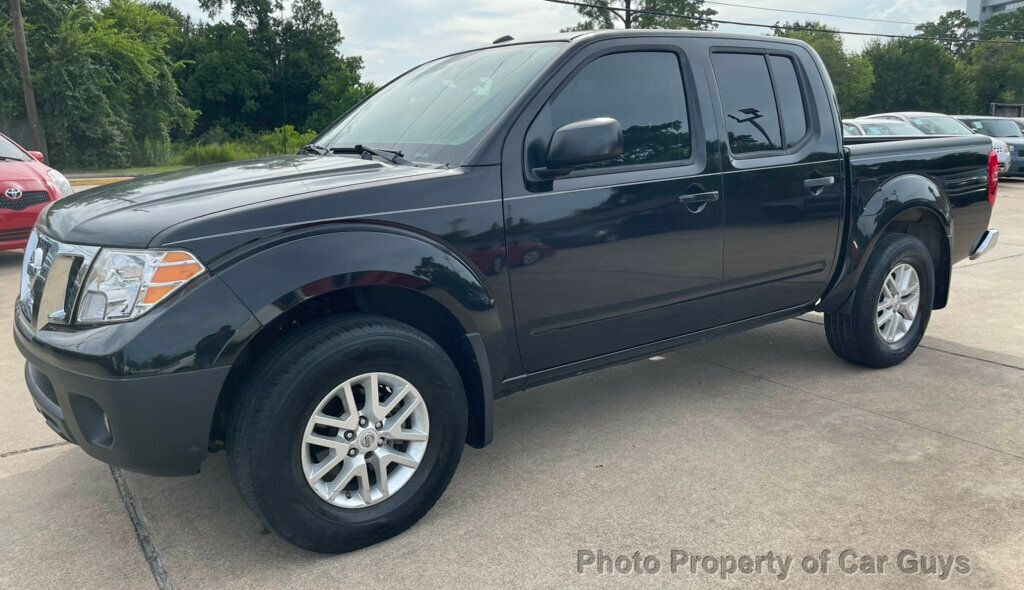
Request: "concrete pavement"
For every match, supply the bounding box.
[1,182,1022,589]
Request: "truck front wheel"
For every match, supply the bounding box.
[824,233,934,368]
[227,314,468,553]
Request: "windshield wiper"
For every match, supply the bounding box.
[329,144,416,167]
[299,143,329,155]
[0,156,25,161]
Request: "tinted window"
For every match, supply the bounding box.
[546,52,691,169]
[769,55,809,148]
[843,123,861,136]
[965,118,1023,138]
[712,53,782,154]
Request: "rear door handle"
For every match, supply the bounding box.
[804,176,835,195]
[678,191,719,214]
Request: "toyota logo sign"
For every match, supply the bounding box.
[3,187,23,200]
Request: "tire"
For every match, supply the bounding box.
[490,255,505,275]
[824,233,934,368]
[227,314,467,553]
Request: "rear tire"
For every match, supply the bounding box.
[227,314,467,553]
[824,233,934,368]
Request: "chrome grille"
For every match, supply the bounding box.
[1,191,49,211]
[20,231,99,330]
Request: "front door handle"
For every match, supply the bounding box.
[804,176,835,195]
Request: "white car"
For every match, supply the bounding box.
[863,111,1009,175]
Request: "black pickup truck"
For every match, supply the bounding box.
[15,30,999,552]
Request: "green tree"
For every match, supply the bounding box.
[915,10,978,59]
[0,0,195,168]
[306,56,376,131]
[862,38,972,114]
[772,21,874,116]
[979,7,1024,42]
[565,0,716,31]
[967,39,1024,111]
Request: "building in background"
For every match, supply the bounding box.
[967,0,1024,24]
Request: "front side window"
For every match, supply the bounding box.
[712,52,812,155]
[319,43,562,166]
[966,118,1023,138]
[843,123,862,136]
[541,51,692,170]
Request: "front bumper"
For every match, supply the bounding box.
[16,325,231,476]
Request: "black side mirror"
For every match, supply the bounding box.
[535,117,623,178]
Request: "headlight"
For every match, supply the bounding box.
[76,249,205,324]
[46,169,73,198]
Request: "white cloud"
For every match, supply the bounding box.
[167,0,969,82]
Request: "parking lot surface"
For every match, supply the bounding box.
[1,182,1022,589]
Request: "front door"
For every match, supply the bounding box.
[502,41,725,372]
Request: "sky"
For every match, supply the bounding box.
[172,0,965,84]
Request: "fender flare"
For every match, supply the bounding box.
[818,174,953,312]
[211,224,502,446]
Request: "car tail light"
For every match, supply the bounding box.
[988,149,999,207]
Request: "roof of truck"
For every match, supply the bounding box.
[482,28,810,50]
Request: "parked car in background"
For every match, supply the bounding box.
[863,112,1008,175]
[955,115,1024,177]
[0,133,72,250]
[1011,118,1024,134]
[842,119,924,137]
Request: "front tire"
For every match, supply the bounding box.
[228,314,467,553]
[824,233,934,368]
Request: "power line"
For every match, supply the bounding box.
[545,0,1024,45]
[701,0,917,26]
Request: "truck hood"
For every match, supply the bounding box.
[40,155,441,247]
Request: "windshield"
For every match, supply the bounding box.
[860,121,923,136]
[0,135,28,160]
[907,116,972,135]
[963,118,1023,138]
[318,43,562,166]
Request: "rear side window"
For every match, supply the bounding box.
[712,52,811,155]
[545,51,691,169]
[769,56,809,148]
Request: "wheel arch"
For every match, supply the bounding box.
[818,174,953,312]
[208,226,503,451]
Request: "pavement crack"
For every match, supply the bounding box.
[0,441,71,458]
[110,466,174,590]
[682,352,1024,463]
[792,317,1024,372]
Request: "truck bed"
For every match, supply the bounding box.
[845,135,994,264]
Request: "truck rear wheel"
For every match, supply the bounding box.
[824,233,934,368]
[227,314,467,553]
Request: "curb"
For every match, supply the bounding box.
[69,177,133,187]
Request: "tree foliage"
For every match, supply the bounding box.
[862,38,972,114]
[565,0,716,31]
[1,0,375,168]
[915,10,977,58]
[773,22,874,116]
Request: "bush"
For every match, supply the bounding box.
[174,125,318,166]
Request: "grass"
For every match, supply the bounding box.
[65,164,191,178]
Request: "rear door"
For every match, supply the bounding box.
[707,44,844,320]
[500,38,724,372]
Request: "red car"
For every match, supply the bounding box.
[0,132,72,250]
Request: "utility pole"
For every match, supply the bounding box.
[9,0,46,158]
[623,0,632,28]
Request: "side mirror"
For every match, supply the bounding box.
[536,117,623,178]
[27,151,45,163]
